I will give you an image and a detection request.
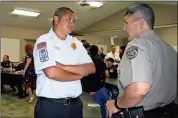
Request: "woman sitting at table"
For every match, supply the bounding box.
[22,42,37,103]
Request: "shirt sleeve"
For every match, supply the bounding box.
[119,44,153,88]
[26,53,33,59]
[33,39,56,74]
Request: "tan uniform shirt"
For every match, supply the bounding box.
[118,30,177,110]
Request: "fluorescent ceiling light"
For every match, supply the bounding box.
[12,9,40,17]
[89,2,103,7]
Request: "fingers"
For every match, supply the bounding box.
[107,110,113,118]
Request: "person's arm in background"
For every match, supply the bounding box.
[103,61,109,78]
[105,70,109,78]
[22,58,31,77]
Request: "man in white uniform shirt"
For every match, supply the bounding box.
[106,3,177,118]
[105,45,120,65]
[33,7,95,118]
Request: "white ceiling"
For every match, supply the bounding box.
[0,1,177,33]
[0,1,133,31]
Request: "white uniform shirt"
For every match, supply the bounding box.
[105,51,120,65]
[33,29,92,98]
[118,30,177,110]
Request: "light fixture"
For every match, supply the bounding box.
[12,9,40,17]
[89,2,103,7]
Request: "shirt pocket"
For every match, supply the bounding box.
[65,46,79,64]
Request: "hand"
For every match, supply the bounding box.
[110,69,113,73]
[105,100,119,118]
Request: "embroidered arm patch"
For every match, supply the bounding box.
[39,48,49,62]
[126,46,138,59]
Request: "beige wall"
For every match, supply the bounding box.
[1,4,177,61]
[1,26,48,62]
[79,26,177,53]
[155,26,177,46]
[79,4,177,33]
[1,26,176,62]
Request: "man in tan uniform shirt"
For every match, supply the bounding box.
[106,3,177,118]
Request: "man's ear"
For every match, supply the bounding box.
[139,18,144,29]
[53,16,59,25]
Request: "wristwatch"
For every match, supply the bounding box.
[114,99,120,110]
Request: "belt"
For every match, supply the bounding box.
[38,97,79,105]
[114,101,177,118]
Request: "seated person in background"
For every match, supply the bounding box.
[105,45,120,65]
[106,58,118,79]
[1,55,14,71]
[81,45,109,93]
[15,56,26,71]
[98,47,105,60]
[1,55,16,91]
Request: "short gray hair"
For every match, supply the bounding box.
[124,3,155,29]
[52,7,74,25]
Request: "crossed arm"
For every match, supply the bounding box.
[56,62,96,77]
[43,61,96,82]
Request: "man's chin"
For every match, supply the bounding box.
[68,30,73,34]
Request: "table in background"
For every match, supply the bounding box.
[1,72,24,96]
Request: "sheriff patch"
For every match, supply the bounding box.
[37,42,47,50]
[126,46,138,59]
[39,49,49,62]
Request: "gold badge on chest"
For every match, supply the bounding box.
[71,42,77,50]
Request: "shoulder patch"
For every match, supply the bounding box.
[39,49,49,62]
[37,42,47,50]
[126,46,138,59]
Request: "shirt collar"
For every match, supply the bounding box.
[139,29,155,38]
[48,28,71,41]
